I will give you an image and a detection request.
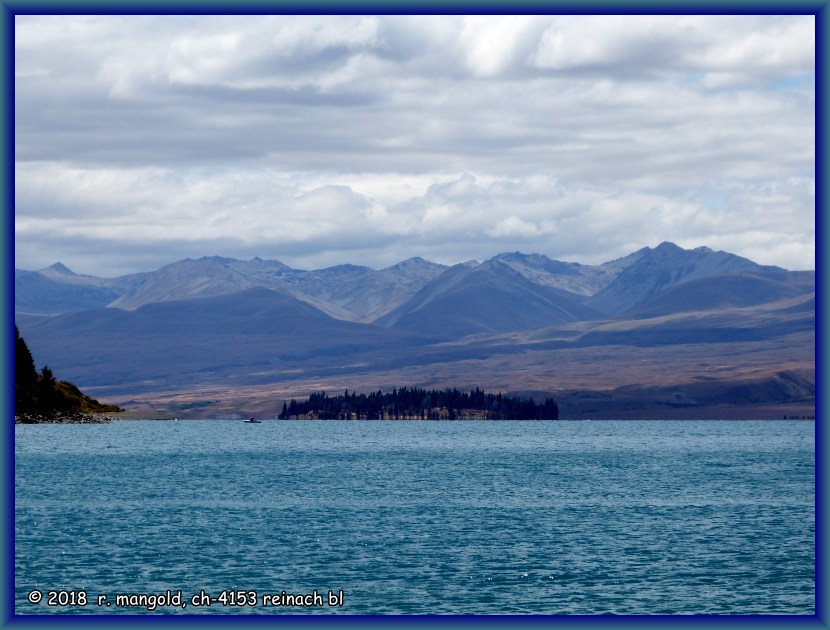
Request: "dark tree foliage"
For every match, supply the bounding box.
[14,325,122,418]
[15,326,38,411]
[15,326,37,386]
[278,386,559,420]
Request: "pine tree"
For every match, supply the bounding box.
[15,326,38,412]
[15,326,37,388]
[14,326,122,421]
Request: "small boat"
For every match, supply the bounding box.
[243,417,261,424]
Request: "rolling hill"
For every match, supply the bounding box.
[623,270,814,319]
[18,287,422,392]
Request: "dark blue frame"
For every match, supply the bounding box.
[2,2,824,628]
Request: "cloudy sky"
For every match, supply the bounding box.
[14,14,814,276]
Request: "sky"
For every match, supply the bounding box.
[14,14,815,277]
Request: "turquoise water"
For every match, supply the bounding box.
[15,420,814,615]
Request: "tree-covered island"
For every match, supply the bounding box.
[279,387,559,420]
[15,326,122,423]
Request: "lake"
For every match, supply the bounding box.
[14,419,814,615]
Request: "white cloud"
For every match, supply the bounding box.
[457,15,544,78]
[14,162,815,274]
[489,216,547,238]
[13,15,815,274]
[531,15,814,83]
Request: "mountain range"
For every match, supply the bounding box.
[15,242,815,419]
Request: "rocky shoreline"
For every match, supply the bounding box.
[15,411,114,424]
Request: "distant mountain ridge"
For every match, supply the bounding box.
[14,242,814,418]
[490,249,644,296]
[21,255,448,323]
[585,242,783,315]
[374,259,603,338]
[16,241,800,322]
[14,264,150,315]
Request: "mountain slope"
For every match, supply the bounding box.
[15,264,149,314]
[492,249,644,296]
[585,242,781,315]
[109,256,289,310]
[106,256,447,322]
[19,243,793,323]
[573,292,815,348]
[376,259,603,338]
[624,271,813,319]
[14,242,814,419]
[281,257,448,322]
[15,269,122,314]
[17,287,420,391]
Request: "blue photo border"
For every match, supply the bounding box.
[1,1,824,628]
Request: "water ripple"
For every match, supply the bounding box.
[15,420,814,615]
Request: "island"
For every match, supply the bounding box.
[279,387,559,420]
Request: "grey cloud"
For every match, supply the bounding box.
[13,15,815,275]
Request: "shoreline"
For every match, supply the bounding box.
[14,411,115,424]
